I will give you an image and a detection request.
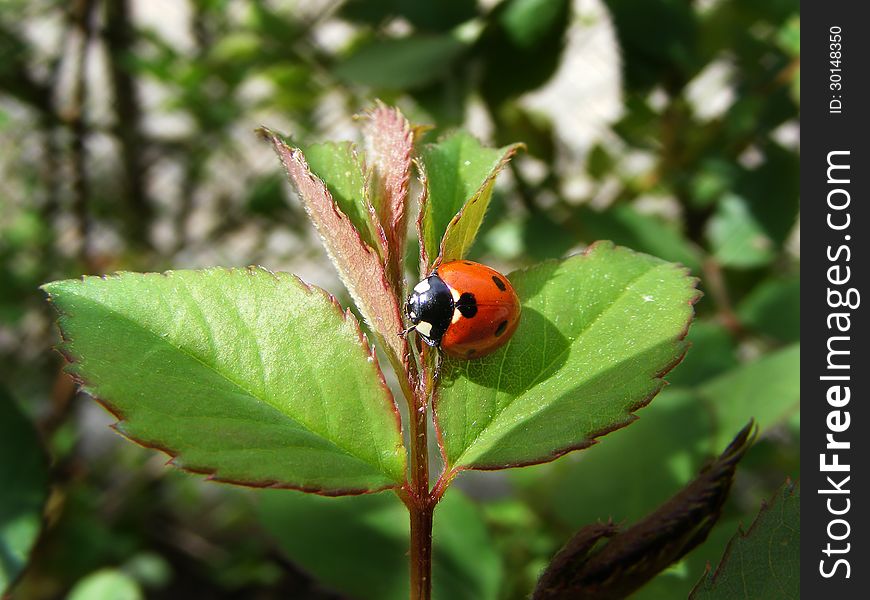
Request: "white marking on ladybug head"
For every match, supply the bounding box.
[409,309,417,319]
[414,280,431,294]
[415,321,433,337]
[450,287,461,303]
[451,308,462,324]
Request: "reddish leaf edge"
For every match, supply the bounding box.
[431,240,703,474]
[688,478,800,598]
[42,266,406,497]
[359,100,414,233]
[258,126,409,369]
[358,101,416,297]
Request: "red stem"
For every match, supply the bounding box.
[401,345,436,600]
[409,497,434,600]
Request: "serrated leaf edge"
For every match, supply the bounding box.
[689,479,800,598]
[260,127,408,367]
[42,266,407,497]
[432,241,702,472]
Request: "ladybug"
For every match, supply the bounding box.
[405,260,521,359]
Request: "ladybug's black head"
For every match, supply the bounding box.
[406,274,454,347]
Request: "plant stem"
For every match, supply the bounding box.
[402,346,435,600]
[409,498,434,600]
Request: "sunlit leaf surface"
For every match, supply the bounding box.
[43,268,406,494]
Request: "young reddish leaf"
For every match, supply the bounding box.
[43,268,406,495]
[419,132,522,268]
[262,129,407,365]
[690,480,799,599]
[534,422,756,600]
[362,102,415,284]
[303,141,385,256]
[435,242,700,471]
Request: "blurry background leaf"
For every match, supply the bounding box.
[258,489,502,600]
[335,34,470,90]
[573,204,703,273]
[0,386,50,595]
[737,276,800,343]
[67,568,144,600]
[701,344,799,449]
[499,0,568,48]
[340,0,478,32]
[604,0,700,91]
[706,195,775,269]
[666,321,738,387]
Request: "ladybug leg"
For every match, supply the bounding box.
[398,325,416,339]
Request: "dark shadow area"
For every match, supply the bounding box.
[440,306,569,396]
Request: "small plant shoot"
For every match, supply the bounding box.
[44,103,761,600]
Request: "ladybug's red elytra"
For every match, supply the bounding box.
[406,260,521,359]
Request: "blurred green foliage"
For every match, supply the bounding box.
[1,0,798,598]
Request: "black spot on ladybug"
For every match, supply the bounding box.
[467,348,477,357]
[457,292,478,318]
[494,320,508,337]
[492,276,507,291]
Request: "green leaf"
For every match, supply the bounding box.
[738,145,800,246]
[776,16,800,58]
[67,569,143,600]
[737,276,800,343]
[517,389,714,529]
[340,0,478,32]
[43,268,405,494]
[258,489,502,600]
[335,34,468,90]
[573,204,703,273]
[500,0,569,48]
[0,388,50,595]
[603,0,700,91]
[701,344,799,449]
[419,132,521,265]
[666,321,738,387]
[262,130,407,364]
[690,481,799,599]
[436,242,699,470]
[303,141,382,253]
[706,195,775,269]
